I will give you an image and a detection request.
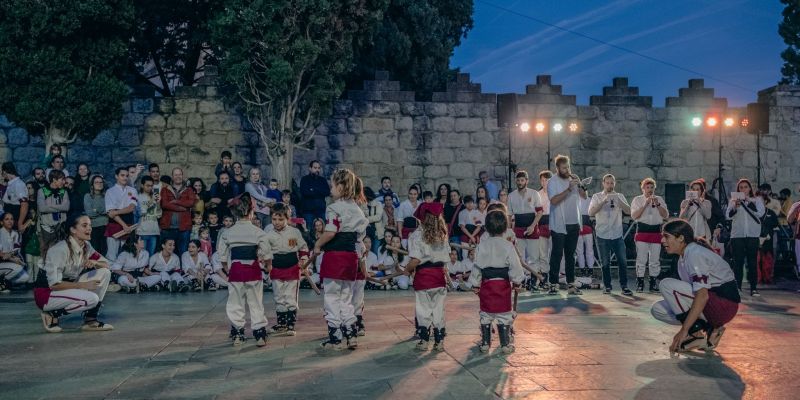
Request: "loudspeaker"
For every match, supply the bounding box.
[497,93,518,127]
[746,102,769,134]
[664,183,685,218]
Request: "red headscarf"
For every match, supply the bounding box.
[413,202,444,221]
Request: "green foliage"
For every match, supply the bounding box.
[129,0,222,96]
[0,0,133,143]
[347,0,474,98]
[780,0,800,84]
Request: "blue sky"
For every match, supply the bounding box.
[450,0,786,106]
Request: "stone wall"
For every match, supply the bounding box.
[0,68,798,200]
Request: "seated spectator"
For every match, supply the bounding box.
[0,212,29,292]
[379,235,410,290]
[45,155,70,181]
[209,171,239,218]
[231,162,247,194]
[111,235,151,294]
[148,238,186,293]
[181,239,212,291]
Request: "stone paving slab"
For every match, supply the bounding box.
[1,286,800,399]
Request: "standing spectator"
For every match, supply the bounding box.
[231,162,247,194]
[577,187,596,276]
[137,176,162,257]
[435,184,451,206]
[680,179,712,239]
[22,181,40,283]
[65,176,84,215]
[631,177,669,293]
[2,162,29,230]
[478,171,500,201]
[245,167,273,228]
[41,144,64,169]
[377,176,400,208]
[214,150,233,179]
[37,170,70,251]
[588,174,632,295]
[536,171,553,283]
[396,185,421,247]
[493,188,509,206]
[160,168,196,256]
[787,191,800,277]
[45,155,70,181]
[83,175,108,256]
[188,178,209,217]
[209,171,239,219]
[75,163,92,199]
[546,155,582,295]
[299,160,330,229]
[362,187,384,254]
[104,168,137,261]
[32,168,47,188]
[508,171,544,272]
[726,179,765,296]
[444,190,464,244]
[147,163,162,193]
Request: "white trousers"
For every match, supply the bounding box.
[138,274,162,288]
[117,273,138,288]
[415,287,446,329]
[515,238,543,272]
[227,280,268,330]
[25,254,42,283]
[42,268,110,314]
[479,311,514,325]
[105,237,124,262]
[0,262,28,283]
[160,271,185,284]
[351,279,365,317]
[323,278,357,328]
[536,237,551,273]
[272,279,299,312]
[650,278,700,326]
[635,241,662,277]
[394,275,410,290]
[576,234,596,269]
[310,272,321,285]
[209,273,228,287]
[450,277,473,290]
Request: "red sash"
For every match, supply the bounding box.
[229,260,263,282]
[413,263,446,290]
[320,251,359,281]
[634,232,661,243]
[270,264,300,281]
[479,279,512,313]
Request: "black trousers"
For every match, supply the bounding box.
[90,225,107,257]
[549,224,580,284]
[731,237,759,291]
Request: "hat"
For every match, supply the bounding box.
[413,202,444,220]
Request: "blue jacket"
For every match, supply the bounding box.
[299,174,330,214]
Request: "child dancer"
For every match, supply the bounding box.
[469,210,526,353]
[383,202,451,351]
[265,203,309,336]
[218,193,272,347]
[314,169,369,350]
[208,252,228,290]
[149,238,187,293]
[182,240,211,292]
[111,235,150,293]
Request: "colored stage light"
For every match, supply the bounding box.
[535,122,546,132]
[706,117,718,127]
[519,122,530,132]
[553,123,563,132]
[724,117,735,127]
[568,122,579,132]
[691,117,702,127]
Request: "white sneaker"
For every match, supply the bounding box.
[107,283,121,293]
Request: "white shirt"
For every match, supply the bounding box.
[468,236,526,287]
[447,260,470,275]
[480,228,515,244]
[181,251,211,273]
[407,229,450,264]
[678,242,736,293]
[210,252,224,273]
[378,250,408,274]
[0,228,20,252]
[588,192,627,240]
[395,199,420,224]
[631,195,668,225]
[547,175,580,234]
[112,251,150,272]
[726,196,765,238]
[538,188,550,215]
[105,184,138,213]
[43,238,109,286]
[149,251,181,273]
[507,188,542,215]
[458,208,485,227]
[2,176,28,206]
[325,199,369,239]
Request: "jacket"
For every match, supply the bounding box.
[159,184,197,231]
[299,174,330,214]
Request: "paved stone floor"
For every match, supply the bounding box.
[1,284,800,400]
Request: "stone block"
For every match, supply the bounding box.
[132,98,154,113]
[403,165,423,179]
[203,114,240,131]
[175,99,197,113]
[91,130,116,146]
[454,118,483,132]
[346,117,363,134]
[449,163,474,178]
[413,116,430,131]
[425,103,448,117]
[12,147,39,162]
[112,147,145,164]
[454,147,485,162]
[400,102,423,116]
[166,146,187,163]
[447,103,471,117]
[145,115,166,129]
[157,98,175,114]
[0,130,6,144]
[0,114,14,128]
[395,117,413,131]
[141,132,162,146]
[167,114,188,129]
[362,118,394,131]
[470,131,495,146]
[431,117,455,132]
[198,100,225,114]
[685,151,704,167]
[425,165,448,179]
[441,132,470,148]
[7,128,28,145]
[117,128,141,146]
[372,102,400,115]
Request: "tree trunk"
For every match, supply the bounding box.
[45,126,76,158]
[268,137,295,189]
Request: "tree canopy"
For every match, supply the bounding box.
[780,0,800,84]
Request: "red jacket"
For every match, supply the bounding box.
[159,185,197,231]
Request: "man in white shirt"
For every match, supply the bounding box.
[537,170,552,282]
[507,171,543,273]
[395,185,420,247]
[631,177,669,293]
[104,167,138,261]
[546,155,582,295]
[1,162,29,229]
[588,174,632,295]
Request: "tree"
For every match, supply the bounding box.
[347,0,474,98]
[129,0,223,97]
[780,0,800,84]
[0,0,133,149]
[211,0,386,186]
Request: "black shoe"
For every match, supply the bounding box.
[169,280,177,293]
[356,315,365,337]
[232,327,246,345]
[649,277,658,293]
[636,278,645,293]
[547,284,558,295]
[433,327,446,351]
[321,326,343,350]
[751,289,761,297]
[178,282,189,293]
[344,324,359,349]
[253,327,268,347]
[191,279,202,292]
[622,287,633,296]
[479,324,491,352]
[497,324,514,353]
[415,326,431,351]
[286,310,297,336]
[603,287,612,294]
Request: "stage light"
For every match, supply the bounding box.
[740,118,749,127]
[568,122,579,132]
[553,123,563,132]
[691,117,702,127]
[519,122,530,133]
[706,117,718,127]
[724,117,735,127]
[535,122,546,132]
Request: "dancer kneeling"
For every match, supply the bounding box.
[652,220,740,352]
[383,202,451,351]
[469,210,525,353]
[34,214,114,333]
[218,193,272,347]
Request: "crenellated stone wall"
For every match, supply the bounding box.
[0,68,798,200]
